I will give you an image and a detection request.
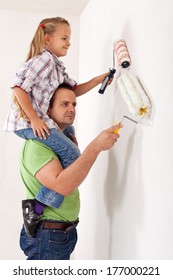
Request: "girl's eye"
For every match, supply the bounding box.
[62,37,70,41]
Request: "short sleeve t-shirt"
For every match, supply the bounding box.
[20,140,80,222]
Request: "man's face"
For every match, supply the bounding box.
[49,88,77,130]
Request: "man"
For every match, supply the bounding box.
[19,84,122,260]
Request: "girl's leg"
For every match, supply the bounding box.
[15,127,80,168]
[63,125,75,140]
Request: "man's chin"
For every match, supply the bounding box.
[65,121,74,127]
[66,117,74,122]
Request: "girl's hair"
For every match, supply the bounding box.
[14,17,70,120]
[26,17,70,61]
[14,97,28,121]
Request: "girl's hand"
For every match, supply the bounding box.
[30,116,50,139]
[96,72,115,85]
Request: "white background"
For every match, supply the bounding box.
[0,0,173,260]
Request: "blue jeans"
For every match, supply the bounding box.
[20,224,78,260]
[15,127,80,208]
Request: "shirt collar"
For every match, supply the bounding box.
[41,48,66,71]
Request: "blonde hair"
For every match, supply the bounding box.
[14,97,28,121]
[14,17,70,120]
[26,17,70,61]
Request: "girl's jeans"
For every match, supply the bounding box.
[15,127,80,208]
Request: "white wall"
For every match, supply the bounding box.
[0,9,80,260]
[75,0,173,259]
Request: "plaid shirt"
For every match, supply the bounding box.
[4,49,76,132]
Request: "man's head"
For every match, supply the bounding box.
[49,83,77,130]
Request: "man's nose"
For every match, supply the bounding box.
[68,104,75,111]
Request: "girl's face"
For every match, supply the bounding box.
[45,24,71,57]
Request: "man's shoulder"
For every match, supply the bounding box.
[20,140,58,175]
[22,140,56,155]
[20,140,58,169]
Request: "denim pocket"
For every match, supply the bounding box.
[47,229,72,259]
[50,229,69,244]
[20,227,40,259]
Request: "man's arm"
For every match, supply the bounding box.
[35,124,122,196]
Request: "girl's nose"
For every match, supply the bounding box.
[67,39,71,46]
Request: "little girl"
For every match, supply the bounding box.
[4,17,112,236]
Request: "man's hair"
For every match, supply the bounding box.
[49,83,74,108]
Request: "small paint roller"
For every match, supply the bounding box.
[114,39,131,69]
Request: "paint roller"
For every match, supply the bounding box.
[98,40,130,94]
[114,39,152,123]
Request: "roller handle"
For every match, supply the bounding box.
[114,125,122,134]
[98,68,116,94]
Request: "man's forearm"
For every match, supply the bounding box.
[56,140,100,195]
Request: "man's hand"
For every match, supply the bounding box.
[93,123,123,152]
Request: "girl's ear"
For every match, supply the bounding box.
[44,34,51,46]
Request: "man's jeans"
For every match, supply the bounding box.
[15,127,80,208]
[20,225,77,260]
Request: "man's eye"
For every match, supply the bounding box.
[62,102,68,107]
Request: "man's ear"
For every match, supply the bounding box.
[47,107,50,116]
